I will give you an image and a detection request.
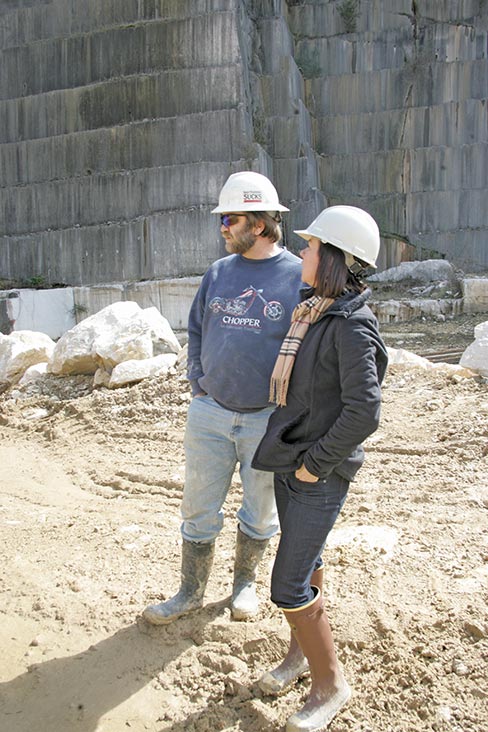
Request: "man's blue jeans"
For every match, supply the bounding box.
[271,471,349,609]
[181,395,278,543]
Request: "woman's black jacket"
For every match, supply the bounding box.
[252,288,388,482]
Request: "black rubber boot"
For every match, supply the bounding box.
[143,539,215,625]
[231,527,270,620]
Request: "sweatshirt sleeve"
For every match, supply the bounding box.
[303,318,384,477]
[186,277,207,396]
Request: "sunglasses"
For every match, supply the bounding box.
[220,214,247,227]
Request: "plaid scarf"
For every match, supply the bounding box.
[269,294,335,406]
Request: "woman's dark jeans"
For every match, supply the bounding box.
[271,471,349,609]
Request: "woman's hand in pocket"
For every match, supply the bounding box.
[295,464,319,483]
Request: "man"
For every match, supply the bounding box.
[143,171,303,624]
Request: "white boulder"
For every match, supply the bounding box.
[18,362,49,385]
[0,330,55,384]
[138,306,181,355]
[49,302,181,375]
[93,367,111,388]
[369,259,456,283]
[459,321,488,377]
[108,353,178,388]
[387,347,477,378]
[387,347,434,369]
[372,298,461,324]
[474,321,488,339]
[461,279,488,313]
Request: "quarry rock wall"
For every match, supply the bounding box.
[0,0,486,287]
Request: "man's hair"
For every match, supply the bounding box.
[315,242,366,298]
[246,212,282,244]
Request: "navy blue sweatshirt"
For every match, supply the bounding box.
[187,249,303,412]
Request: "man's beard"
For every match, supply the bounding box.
[225,225,257,255]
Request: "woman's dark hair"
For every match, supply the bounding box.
[246,211,282,243]
[314,242,366,298]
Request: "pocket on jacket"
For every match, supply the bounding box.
[274,407,311,445]
[252,407,316,472]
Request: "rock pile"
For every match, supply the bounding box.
[0,302,183,392]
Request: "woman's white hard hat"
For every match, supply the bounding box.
[294,205,380,268]
[212,171,289,213]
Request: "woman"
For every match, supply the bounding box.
[252,205,388,732]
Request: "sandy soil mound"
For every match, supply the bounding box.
[0,359,487,732]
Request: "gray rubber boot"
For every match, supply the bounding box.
[143,539,215,625]
[231,527,270,621]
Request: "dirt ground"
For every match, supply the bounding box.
[1,315,487,732]
[378,313,482,358]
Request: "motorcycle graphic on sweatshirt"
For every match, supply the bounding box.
[209,285,285,321]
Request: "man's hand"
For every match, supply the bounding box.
[295,464,319,483]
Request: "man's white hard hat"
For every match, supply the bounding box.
[212,171,289,213]
[294,205,380,268]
